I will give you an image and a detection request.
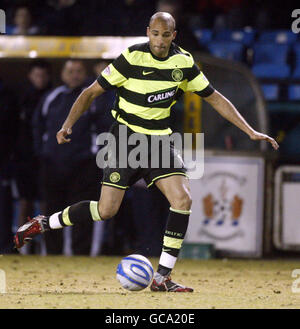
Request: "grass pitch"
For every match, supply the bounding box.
[0,255,300,309]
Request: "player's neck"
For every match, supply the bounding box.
[148,43,172,61]
[154,50,168,58]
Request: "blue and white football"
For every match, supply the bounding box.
[116,254,154,291]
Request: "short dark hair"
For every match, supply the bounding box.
[13,4,33,18]
[28,59,51,73]
[63,59,86,69]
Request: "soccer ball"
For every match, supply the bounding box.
[116,254,154,291]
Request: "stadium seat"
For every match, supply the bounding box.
[214,28,256,46]
[207,41,244,61]
[258,30,297,44]
[253,43,289,65]
[193,28,213,45]
[261,84,280,101]
[288,85,300,100]
[252,64,290,79]
[293,44,300,67]
[293,66,300,79]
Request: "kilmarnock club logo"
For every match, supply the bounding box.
[199,174,245,240]
[110,172,121,183]
[171,68,183,81]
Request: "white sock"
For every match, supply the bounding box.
[158,251,177,270]
[49,212,63,229]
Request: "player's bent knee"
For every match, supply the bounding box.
[98,204,119,220]
[171,192,192,210]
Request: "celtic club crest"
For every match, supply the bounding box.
[172,68,183,81]
[110,172,120,183]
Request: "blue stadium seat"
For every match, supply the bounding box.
[293,66,300,79]
[5,25,14,35]
[261,84,279,101]
[288,85,300,100]
[207,41,244,61]
[252,64,290,79]
[253,43,289,64]
[214,29,256,46]
[258,30,297,44]
[193,28,213,45]
[293,44,300,67]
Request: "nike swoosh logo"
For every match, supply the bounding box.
[162,248,172,252]
[142,70,154,75]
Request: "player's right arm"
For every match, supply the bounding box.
[56,80,105,144]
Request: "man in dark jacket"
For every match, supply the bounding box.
[32,59,101,255]
[0,80,19,254]
[14,60,52,254]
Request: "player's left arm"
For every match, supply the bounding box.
[203,90,279,150]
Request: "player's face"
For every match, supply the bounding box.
[147,20,176,58]
[61,61,87,89]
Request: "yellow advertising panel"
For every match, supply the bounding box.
[0,36,147,58]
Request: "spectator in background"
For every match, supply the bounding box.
[9,5,40,35]
[194,0,245,30]
[42,0,84,36]
[14,60,52,254]
[92,60,115,132]
[32,60,100,255]
[82,0,156,36]
[117,0,157,36]
[0,79,19,254]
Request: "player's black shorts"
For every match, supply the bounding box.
[101,122,187,190]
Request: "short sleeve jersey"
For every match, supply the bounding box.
[97,42,214,135]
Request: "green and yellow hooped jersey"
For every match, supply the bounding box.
[97,42,214,135]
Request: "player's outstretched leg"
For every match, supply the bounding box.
[14,201,100,249]
[14,186,125,249]
[150,176,193,292]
